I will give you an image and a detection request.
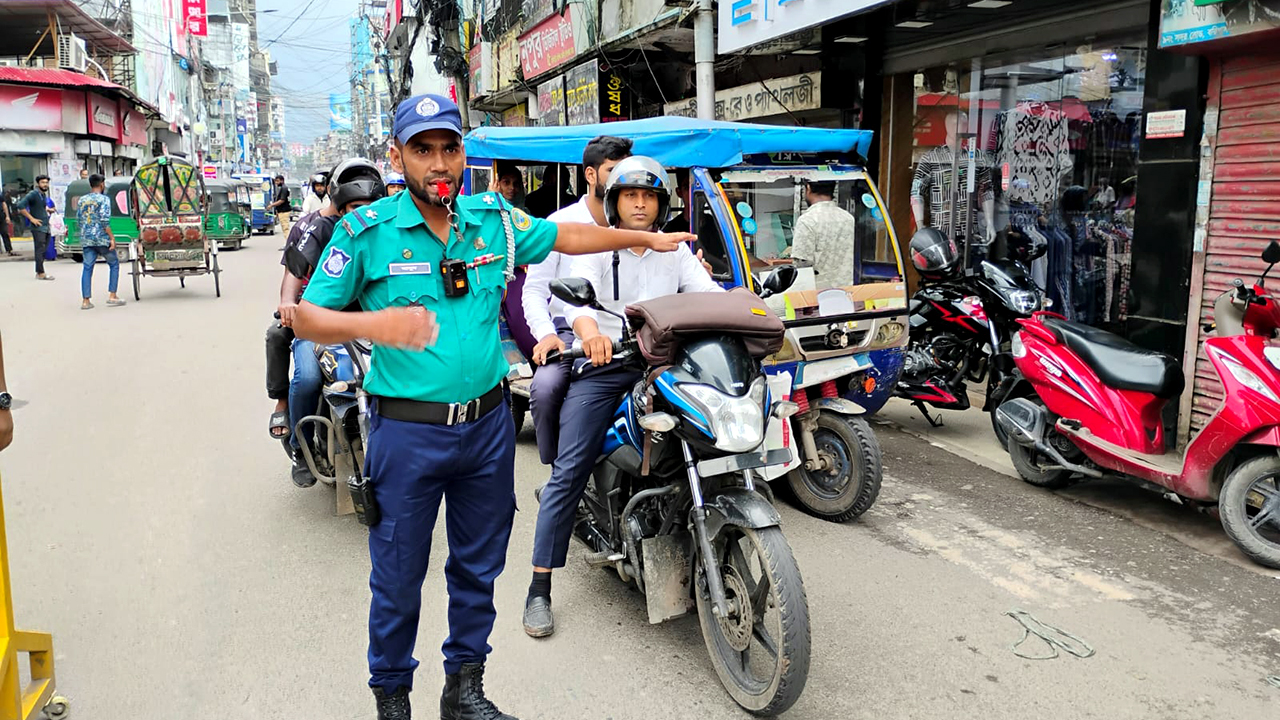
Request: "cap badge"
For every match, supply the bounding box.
[416,97,440,117]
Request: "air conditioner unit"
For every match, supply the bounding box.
[0,59,18,67]
[209,128,224,144]
[57,33,88,72]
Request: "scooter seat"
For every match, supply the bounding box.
[1042,318,1183,398]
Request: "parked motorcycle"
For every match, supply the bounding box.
[545,276,811,716]
[896,228,1046,445]
[996,241,1280,569]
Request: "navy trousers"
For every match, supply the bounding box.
[528,325,577,465]
[531,364,641,569]
[365,399,516,691]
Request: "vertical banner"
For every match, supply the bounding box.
[183,0,208,37]
[329,94,353,131]
[599,65,630,123]
[230,23,251,88]
[564,60,599,126]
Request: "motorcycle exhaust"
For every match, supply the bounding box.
[995,399,1102,478]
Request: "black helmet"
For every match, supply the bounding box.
[328,158,385,212]
[910,227,960,279]
[602,155,671,229]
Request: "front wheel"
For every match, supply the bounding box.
[212,255,222,298]
[131,258,141,301]
[695,525,810,716]
[1219,455,1280,569]
[785,413,882,522]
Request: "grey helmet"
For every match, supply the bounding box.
[327,158,385,212]
[602,155,672,230]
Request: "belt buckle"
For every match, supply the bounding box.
[448,398,481,425]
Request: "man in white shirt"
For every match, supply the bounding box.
[522,136,633,465]
[300,172,330,215]
[524,156,723,639]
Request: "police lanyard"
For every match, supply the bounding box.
[612,251,620,301]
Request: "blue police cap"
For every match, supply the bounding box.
[394,94,463,144]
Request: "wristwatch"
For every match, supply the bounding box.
[0,392,10,411]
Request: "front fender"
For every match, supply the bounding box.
[701,487,782,540]
[813,397,868,416]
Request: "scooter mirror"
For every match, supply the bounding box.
[761,266,798,298]
[1263,241,1280,266]
[550,277,598,308]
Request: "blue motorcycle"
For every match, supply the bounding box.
[291,340,373,519]
[545,276,811,716]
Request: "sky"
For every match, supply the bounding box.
[254,0,362,145]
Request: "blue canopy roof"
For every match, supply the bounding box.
[464,117,873,169]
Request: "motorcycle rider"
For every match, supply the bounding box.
[524,155,724,638]
[269,159,386,487]
[522,136,632,467]
[301,172,331,215]
[385,172,406,196]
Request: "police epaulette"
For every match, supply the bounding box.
[340,204,395,239]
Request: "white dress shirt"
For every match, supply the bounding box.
[301,192,330,215]
[566,243,724,342]
[522,194,598,341]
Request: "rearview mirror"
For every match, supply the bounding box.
[760,266,798,299]
[1263,241,1280,265]
[550,278,598,308]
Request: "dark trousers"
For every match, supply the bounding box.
[528,326,576,465]
[531,364,641,569]
[265,320,294,401]
[0,223,11,253]
[32,230,49,274]
[365,398,516,691]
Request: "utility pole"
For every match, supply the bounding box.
[693,0,715,120]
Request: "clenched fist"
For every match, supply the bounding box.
[377,305,438,351]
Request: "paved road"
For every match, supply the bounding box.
[0,237,1277,719]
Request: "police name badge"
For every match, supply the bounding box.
[388,263,431,276]
[511,208,532,231]
[322,247,352,278]
[416,97,440,117]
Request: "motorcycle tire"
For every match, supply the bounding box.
[1218,455,1280,569]
[695,525,810,716]
[1008,432,1078,490]
[785,413,882,522]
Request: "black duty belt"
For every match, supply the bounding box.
[377,385,504,426]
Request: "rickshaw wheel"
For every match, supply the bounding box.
[213,255,222,298]
[131,259,141,301]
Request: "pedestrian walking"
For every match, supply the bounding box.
[292,93,693,720]
[15,175,53,280]
[77,174,126,310]
[0,330,10,453]
[268,174,293,236]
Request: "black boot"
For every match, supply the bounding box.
[439,663,517,720]
[373,685,411,720]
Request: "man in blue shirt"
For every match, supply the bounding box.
[77,174,126,310]
[16,175,53,281]
[294,94,694,720]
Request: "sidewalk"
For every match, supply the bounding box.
[873,397,1275,575]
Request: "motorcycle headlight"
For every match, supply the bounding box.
[679,377,767,453]
[998,287,1041,315]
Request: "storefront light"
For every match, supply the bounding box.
[968,1,1011,8]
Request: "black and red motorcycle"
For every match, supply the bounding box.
[894,228,1046,445]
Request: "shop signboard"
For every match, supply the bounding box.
[0,84,64,132]
[203,165,218,179]
[502,103,530,128]
[120,105,148,146]
[498,31,521,91]
[537,76,566,127]
[519,10,576,80]
[1159,0,1280,47]
[663,72,821,122]
[521,0,556,28]
[86,93,120,140]
[600,66,630,123]
[718,0,891,54]
[565,60,600,126]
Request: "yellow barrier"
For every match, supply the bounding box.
[0,474,68,720]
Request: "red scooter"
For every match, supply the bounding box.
[996,241,1280,569]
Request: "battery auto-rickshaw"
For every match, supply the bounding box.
[203,178,251,251]
[463,117,908,523]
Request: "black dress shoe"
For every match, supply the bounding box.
[522,596,554,638]
[374,686,411,720]
[440,663,516,720]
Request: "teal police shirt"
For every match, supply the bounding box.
[302,189,557,404]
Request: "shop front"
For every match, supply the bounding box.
[1155,1,1280,440]
[873,0,1205,437]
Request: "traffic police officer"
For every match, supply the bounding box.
[294,94,691,720]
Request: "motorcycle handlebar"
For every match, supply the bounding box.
[545,339,630,364]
